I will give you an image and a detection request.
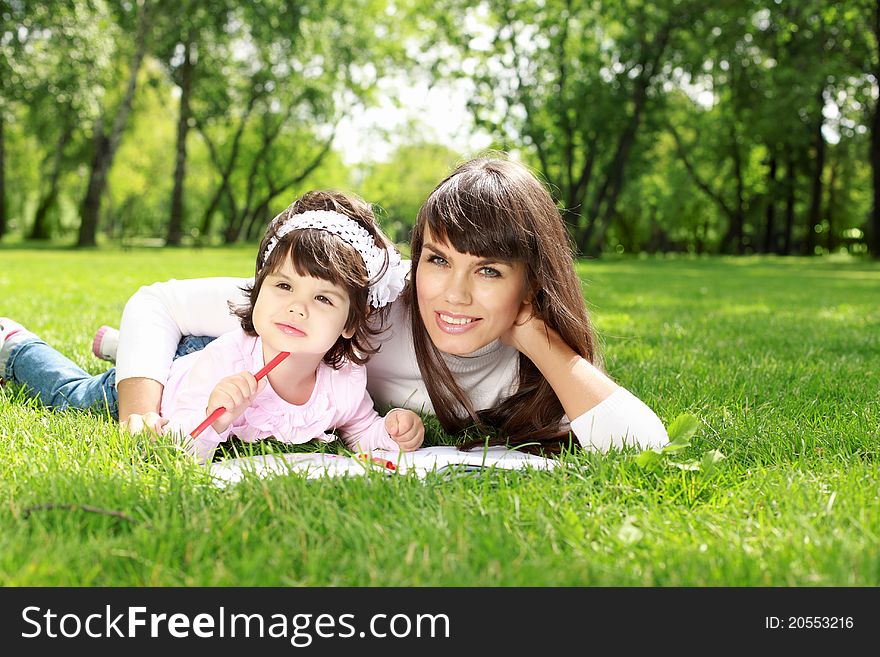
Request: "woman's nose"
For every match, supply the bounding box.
[443,274,471,305]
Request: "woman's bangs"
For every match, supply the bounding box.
[422,178,530,261]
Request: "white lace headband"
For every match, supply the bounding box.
[262,209,408,308]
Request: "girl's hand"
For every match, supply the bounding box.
[207,372,266,434]
[121,412,168,436]
[385,409,425,452]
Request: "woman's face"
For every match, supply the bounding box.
[415,228,528,355]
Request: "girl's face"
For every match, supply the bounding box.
[253,255,354,357]
[416,228,529,356]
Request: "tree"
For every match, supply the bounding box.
[152,0,237,245]
[191,0,406,244]
[446,0,701,255]
[865,0,880,257]
[357,143,460,242]
[77,0,154,246]
[2,0,118,240]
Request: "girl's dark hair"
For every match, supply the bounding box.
[233,190,393,368]
[407,155,604,454]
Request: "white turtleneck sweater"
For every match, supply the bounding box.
[117,277,668,452]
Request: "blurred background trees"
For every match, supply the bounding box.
[1,0,877,257]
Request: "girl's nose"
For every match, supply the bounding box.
[289,301,308,318]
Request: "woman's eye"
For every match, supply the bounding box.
[426,255,448,267]
[479,266,501,278]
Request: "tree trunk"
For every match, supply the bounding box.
[166,38,194,246]
[803,87,826,256]
[30,125,73,240]
[782,155,796,255]
[77,3,150,247]
[77,116,109,247]
[199,181,227,236]
[668,121,738,254]
[241,133,337,241]
[763,154,777,253]
[195,93,259,237]
[870,0,880,258]
[581,32,671,256]
[222,218,240,244]
[0,112,6,239]
[30,190,60,240]
[826,156,837,252]
[720,122,746,255]
[871,97,880,256]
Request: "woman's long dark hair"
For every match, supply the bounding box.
[407,156,603,454]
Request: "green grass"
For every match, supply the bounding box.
[1,247,879,585]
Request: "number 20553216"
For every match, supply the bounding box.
[765,616,854,629]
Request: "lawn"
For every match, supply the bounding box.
[1,247,878,586]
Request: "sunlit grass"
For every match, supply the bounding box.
[1,248,879,585]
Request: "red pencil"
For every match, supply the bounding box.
[357,453,397,471]
[189,351,290,438]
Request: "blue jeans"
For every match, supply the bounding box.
[3,335,215,420]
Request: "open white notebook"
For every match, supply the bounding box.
[210,445,558,487]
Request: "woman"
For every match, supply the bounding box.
[2,156,667,452]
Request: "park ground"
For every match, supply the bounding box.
[0,248,878,585]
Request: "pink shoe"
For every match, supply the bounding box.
[1,317,31,381]
[0,318,25,346]
[92,325,119,362]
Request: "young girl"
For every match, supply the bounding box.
[1,191,424,463]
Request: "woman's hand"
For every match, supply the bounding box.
[385,409,425,452]
[501,300,551,355]
[207,372,266,434]
[502,299,619,420]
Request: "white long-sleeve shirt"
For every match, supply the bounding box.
[118,276,669,452]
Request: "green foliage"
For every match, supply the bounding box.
[420,0,876,256]
[356,143,460,241]
[634,412,726,477]
[0,0,877,254]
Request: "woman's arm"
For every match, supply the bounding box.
[116,277,249,422]
[504,304,667,450]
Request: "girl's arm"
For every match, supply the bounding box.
[504,307,668,451]
[331,364,406,452]
[116,277,249,421]
[163,342,242,465]
[338,389,403,453]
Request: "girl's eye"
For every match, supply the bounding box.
[426,254,448,267]
[276,282,291,291]
[316,295,333,306]
[479,266,501,278]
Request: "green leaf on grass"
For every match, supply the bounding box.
[700,449,726,475]
[670,460,701,471]
[660,441,691,454]
[666,413,700,444]
[635,450,663,469]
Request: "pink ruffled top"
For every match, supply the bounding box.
[161,329,399,463]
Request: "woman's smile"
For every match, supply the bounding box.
[434,311,482,334]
